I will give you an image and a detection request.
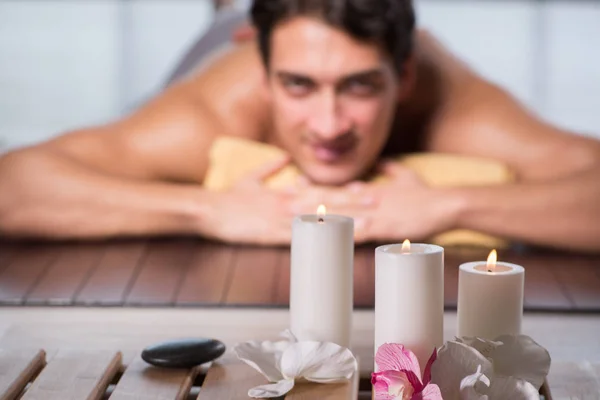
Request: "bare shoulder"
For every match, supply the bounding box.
[398,29,484,128]
[185,41,272,142]
[413,30,600,180]
[30,42,270,184]
[36,81,225,183]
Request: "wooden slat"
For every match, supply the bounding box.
[443,264,459,309]
[198,356,357,400]
[552,256,600,310]
[274,250,291,306]
[0,244,59,305]
[524,260,573,310]
[354,246,374,308]
[196,356,267,400]
[176,242,234,305]
[0,242,21,274]
[547,362,600,399]
[444,248,576,311]
[75,241,146,305]
[0,349,45,400]
[286,375,358,400]
[21,351,121,400]
[508,254,573,310]
[110,356,195,400]
[2,239,597,310]
[25,243,105,306]
[443,250,477,309]
[224,246,282,305]
[287,357,359,400]
[592,256,600,277]
[540,381,553,400]
[125,238,196,306]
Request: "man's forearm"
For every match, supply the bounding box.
[0,149,213,239]
[448,166,600,252]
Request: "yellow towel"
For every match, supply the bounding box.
[204,136,514,248]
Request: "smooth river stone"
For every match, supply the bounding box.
[141,338,226,368]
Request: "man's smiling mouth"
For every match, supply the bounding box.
[309,139,356,163]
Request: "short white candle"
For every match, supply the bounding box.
[457,250,524,339]
[290,206,354,348]
[374,242,444,371]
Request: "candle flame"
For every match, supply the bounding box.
[401,239,411,253]
[317,204,327,216]
[487,249,497,272]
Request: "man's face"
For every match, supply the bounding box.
[266,17,402,186]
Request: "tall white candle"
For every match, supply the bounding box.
[374,242,444,371]
[290,207,354,348]
[457,251,524,339]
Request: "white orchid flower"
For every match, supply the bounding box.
[431,338,544,400]
[233,330,357,398]
[456,334,551,390]
[459,365,490,400]
[431,341,494,400]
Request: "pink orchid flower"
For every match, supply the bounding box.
[372,343,443,400]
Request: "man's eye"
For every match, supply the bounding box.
[344,80,380,96]
[283,78,314,95]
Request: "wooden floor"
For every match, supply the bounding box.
[1,237,600,311]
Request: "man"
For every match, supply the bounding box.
[0,0,599,252]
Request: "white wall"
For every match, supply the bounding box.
[416,0,600,139]
[0,0,214,151]
[416,0,539,110]
[541,2,600,137]
[120,0,215,111]
[0,0,599,152]
[0,1,121,149]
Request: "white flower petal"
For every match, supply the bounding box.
[234,338,292,382]
[280,329,299,343]
[248,378,295,398]
[431,341,493,400]
[486,375,540,400]
[459,365,491,400]
[279,341,357,383]
[456,337,502,358]
[490,335,551,390]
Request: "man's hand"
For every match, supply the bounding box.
[199,158,378,245]
[200,157,296,245]
[348,162,461,243]
[284,176,377,216]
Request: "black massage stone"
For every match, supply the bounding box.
[141,338,226,368]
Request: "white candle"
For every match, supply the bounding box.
[290,206,354,348]
[374,242,444,371]
[457,250,524,339]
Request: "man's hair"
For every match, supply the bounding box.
[250,0,416,74]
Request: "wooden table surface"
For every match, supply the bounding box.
[1,237,600,310]
[0,308,599,399]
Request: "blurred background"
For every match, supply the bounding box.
[0,0,599,152]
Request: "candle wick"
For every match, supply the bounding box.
[318,217,324,223]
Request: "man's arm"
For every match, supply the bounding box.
[448,166,600,252]
[0,82,225,239]
[0,42,340,245]
[433,82,600,252]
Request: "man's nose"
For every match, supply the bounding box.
[307,91,351,140]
